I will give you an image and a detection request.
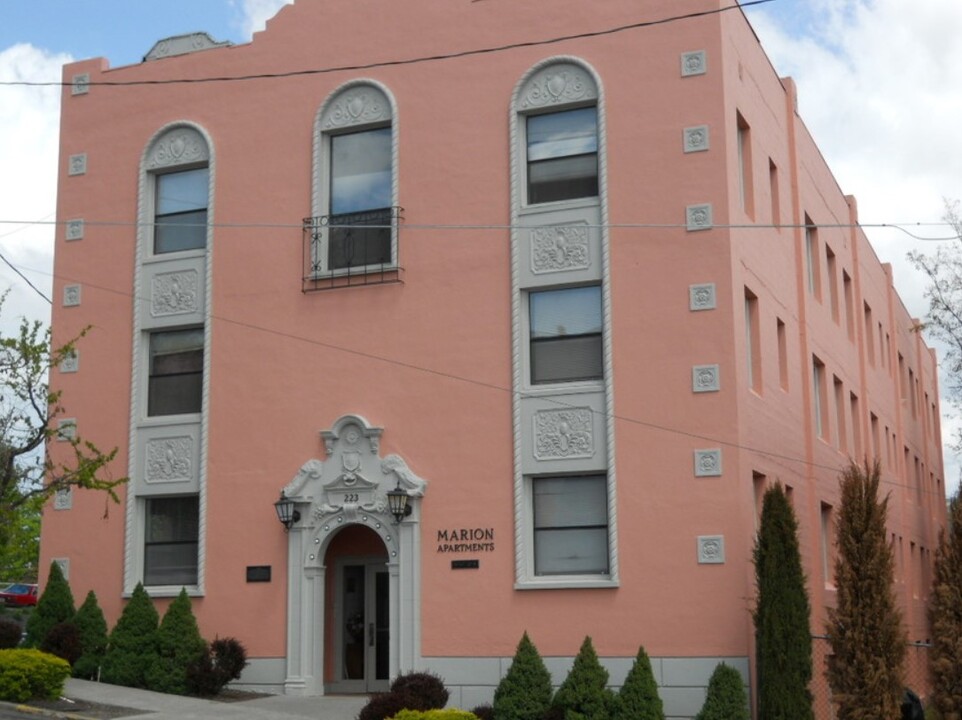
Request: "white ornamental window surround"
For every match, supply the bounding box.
[311,80,399,276]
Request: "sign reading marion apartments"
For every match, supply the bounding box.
[436,527,495,553]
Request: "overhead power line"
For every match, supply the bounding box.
[0,0,775,89]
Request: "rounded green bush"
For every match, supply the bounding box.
[0,648,72,702]
[390,710,478,720]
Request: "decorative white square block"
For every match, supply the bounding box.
[684,125,710,153]
[54,487,73,511]
[692,365,720,392]
[698,536,725,564]
[686,204,713,231]
[68,154,87,176]
[59,351,79,374]
[689,283,716,311]
[63,284,81,307]
[66,219,85,241]
[57,419,77,441]
[71,73,90,95]
[694,449,722,477]
[681,50,707,77]
[53,558,70,580]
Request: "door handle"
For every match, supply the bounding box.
[369,622,375,647]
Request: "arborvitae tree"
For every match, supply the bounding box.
[145,588,206,695]
[492,632,553,720]
[694,663,749,720]
[551,636,616,720]
[826,461,906,720]
[615,646,664,720]
[73,590,108,680]
[929,489,962,720]
[753,482,814,719]
[101,583,159,688]
[24,561,75,647]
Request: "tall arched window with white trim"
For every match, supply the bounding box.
[309,81,399,278]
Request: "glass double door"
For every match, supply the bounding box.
[339,560,389,692]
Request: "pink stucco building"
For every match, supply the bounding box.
[43,1,946,716]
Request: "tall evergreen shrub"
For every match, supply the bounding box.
[826,461,906,720]
[694,663,749,720]
[615,646,664,720]
[929,489,962,720]
[492,632,553,720]
[551,636,616,720]
[101,583,159,688]
[753,482,813,719]
[24,562,75,648]
[72,591,108,680]
[145,588,206,694]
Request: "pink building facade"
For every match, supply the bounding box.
[43,1,946,716]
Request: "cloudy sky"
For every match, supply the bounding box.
[1,0,960,492]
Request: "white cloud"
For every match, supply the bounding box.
[234,0,294,39]
[747,0,962,494]
[0,43,70,332]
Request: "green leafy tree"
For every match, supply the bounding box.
[694,664,749,720]
[615,646,664,720]
[101,583,159,688]
[145,589,206,695]
[753,482,813,719]
[551,636,616,720]
[72,591,108,680]
[1,297,125,559]
[0,493,41,582]
[826,461,906,720]
[493,632,553,720]
[24,561,75,648]
[929,489,962,720]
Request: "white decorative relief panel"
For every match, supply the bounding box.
[531,224,590,274]
[684,125,710,153]
[681,50,707,77]
[59,351,79,374]
[320,85,392,130]
[68,154,87,176]
[144,32,231,61]
[145,436,194,484]
[151,270,200,317]
[694,449,722,477]
[66,219,85,241]
[57,419,77,442]
[686,204,713,231]
[697,535,725,564]
[692,365,720,393]
[63,285,81,307]
[533,408,594,460]
[689,283,716,311]
[145,128,209,170]
[71,73,90,95]
[518,62,598,110]
[54,487,73,511]
[53,558,70,579]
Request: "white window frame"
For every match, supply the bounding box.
[312,80,399,277]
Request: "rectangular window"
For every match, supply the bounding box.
[526,107,598,204]
[834,376,846,451]
[898,353,906,399]
[850,392,862,459]
[145,496,199,586]
[805,218,820,298]
[529,285,602,384]
[843,271,854,339]
[154,167,208,254]
[870,412,880,462]
[736,112,754,218]
[148,328,203,416]
[826,246,839,323]
[821,503,834,587]
[864,303,875,366]
[777,317,788,390]
[329,127,393,270]
[533,475,608,576]
[813,357,827,439]
[769,159,780,228]
[878,322,886,367]
[745,288,761,392]
[752,471,767,532]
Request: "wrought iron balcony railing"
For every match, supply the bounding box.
[302,207,403,291]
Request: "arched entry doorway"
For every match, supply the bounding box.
[326,525,389,693]
[279,414,426,696]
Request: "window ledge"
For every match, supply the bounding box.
[143,249,206,265]
[126,585,203,599]
[519,196,600,216]
[515,577,618,591]
[521,380,604,398]
[138,415,201,429]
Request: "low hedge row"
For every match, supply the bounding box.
[0,648,72,702]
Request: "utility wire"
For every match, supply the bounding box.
[0,250,51,303]
[0,0,776,89]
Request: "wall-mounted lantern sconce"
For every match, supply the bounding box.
[274,493,301,531]
[386,480,412,524]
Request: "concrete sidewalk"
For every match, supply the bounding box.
[9,679,368,720]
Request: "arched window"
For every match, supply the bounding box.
[312,81,398,274]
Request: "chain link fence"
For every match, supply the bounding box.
[810,635,932,719]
